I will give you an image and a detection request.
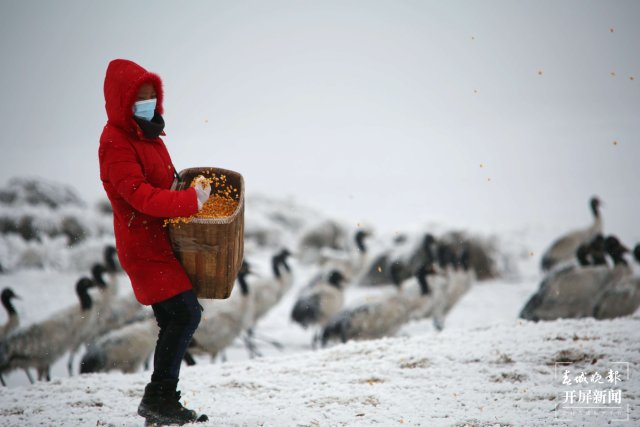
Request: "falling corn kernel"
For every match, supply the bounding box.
[609,28,614,33]
[479,163,484,168]
[613,140,619,146]
[164,174,239,226]
[377,266,382,273]
[529,251,534,257]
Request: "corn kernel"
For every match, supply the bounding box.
[164,173,239,227]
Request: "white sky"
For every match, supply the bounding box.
[0,0,638,240]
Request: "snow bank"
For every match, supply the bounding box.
[0,178,115,272]
[0,177,85,209]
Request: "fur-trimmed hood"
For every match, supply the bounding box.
[103,59,164,131]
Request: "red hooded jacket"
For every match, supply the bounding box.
[98,59,198,305]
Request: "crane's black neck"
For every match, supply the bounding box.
[92,265,107,288]
[591,199,600,218]
[272,256,281,278]
[459,249,470,271]
[576,245,590,266]
[611,253,628,266]
[424,246,435,268]
[437,245,451,269]
[390,262,404,286]
[237,272,250,296]
[272,253,291,278]
[1,293,17,315]
[328,273,343,289]
[416,270,431,295]
[355,231,367,254]
[76,279,93,311]
[104,247,118,273]
[422,235,436,263]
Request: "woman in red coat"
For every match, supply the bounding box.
[99,59,209,425]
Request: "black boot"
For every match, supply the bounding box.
[138,379,205,425]
[138,381,162,420]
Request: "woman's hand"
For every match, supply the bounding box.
[194,176,212,210]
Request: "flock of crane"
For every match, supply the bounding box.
[1,196,638,386]
[0,247,144,385]
[0,222,479,385]
[520,197,640,321]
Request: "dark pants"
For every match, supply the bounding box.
[150,290,201,382]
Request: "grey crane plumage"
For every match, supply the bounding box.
[440,248,475,317]
[315,230,371,283]
[90,262,146,341]
[291,270,346,348]
[67,262,137,375]
[593,243,640,319]
[359,233,435,287]
[297,220,347,264]
[321,265,434,346]
[521,236,631,321]
[189,261,253,360]
[520,237,602,321]
[0,278,98,381]
[292,270,346,328]
[402,265,448,329]
[394,234,437,285]
[76,250,147,376]
[250,249,293,325]
[541,197,603,272]
[102,245,120,292]
[80,318,158,374]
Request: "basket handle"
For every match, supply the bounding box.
[171,163,180,181]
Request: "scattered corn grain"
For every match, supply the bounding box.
[164,173,239,227]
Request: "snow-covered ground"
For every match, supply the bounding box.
[2,254,639,426]
[1,282,639,426]
[1,185,639,426]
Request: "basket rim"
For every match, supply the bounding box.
[170,166,245,225]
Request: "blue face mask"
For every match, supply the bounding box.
[132,99,156,121]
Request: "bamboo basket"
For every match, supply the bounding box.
[168,167,244,299]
